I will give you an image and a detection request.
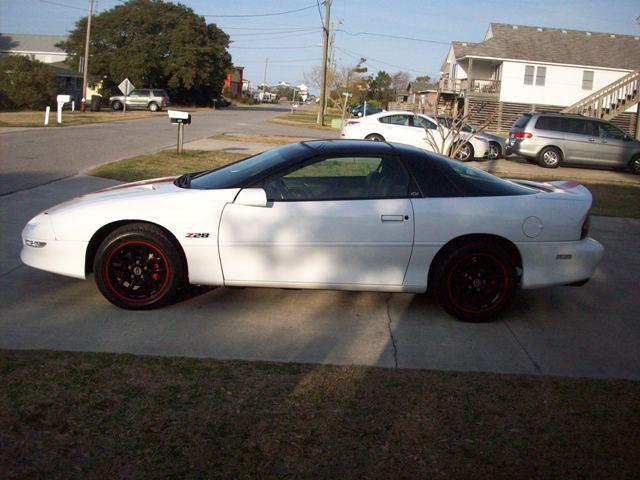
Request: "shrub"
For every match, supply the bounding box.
[0,55,59,110]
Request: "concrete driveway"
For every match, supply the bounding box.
[1,175,638,380]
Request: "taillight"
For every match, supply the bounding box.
[346,120,360,126]
[514,131,533,139]
[581,215,591,239]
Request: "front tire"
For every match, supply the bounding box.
[454,142,474,162]
[538,146,562,168]
[488,142,502,160]
[365,133,385,142]
[629,155,640,175]
[93,223,185,310]
[111,100,122,111]
[433,241,517,322]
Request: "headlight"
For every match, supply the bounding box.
[22,213,56,243]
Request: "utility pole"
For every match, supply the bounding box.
[81,0,94,112]
[262,57,269,102]
[323,20,336,118]
[317,0,331,125]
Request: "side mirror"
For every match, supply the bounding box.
[235,188,267,207]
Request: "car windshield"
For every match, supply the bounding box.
[184,143,310,190]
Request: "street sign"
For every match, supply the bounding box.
[118,78,135,95]
[342,92,353,97]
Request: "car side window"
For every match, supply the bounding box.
[379,114,411,126]
[414,116,437,129]
[597,122,626,140]
[263,156,413,201]
[129,90,142,97]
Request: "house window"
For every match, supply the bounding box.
[582,70,594,90]
[524,65,535,85]
[535,66,546,86]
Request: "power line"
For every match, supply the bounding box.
[230,30,321,41]
[230,45,321,50]
[335,46,432,75]
[37,0,86,11]
[336,29,450,46]
[201,3,319,18]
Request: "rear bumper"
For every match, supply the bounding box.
[509,140,537,158]
[517,238,604,289]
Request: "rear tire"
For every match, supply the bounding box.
[629,155,640,175]
[432,241,517,322]
[93,223,185,310]
[365,133,385,142]
[538,146,562,168]
[148,102,159,112]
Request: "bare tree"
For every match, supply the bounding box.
[417,102,496,161]
[390,71,411,92]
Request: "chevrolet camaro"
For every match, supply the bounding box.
[21,140,604,322]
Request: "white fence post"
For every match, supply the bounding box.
[44,106,50,126]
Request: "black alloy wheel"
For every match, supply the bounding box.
[434,241,517,322]
[94,223,184,309]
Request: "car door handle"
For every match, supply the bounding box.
[381,215,405,222]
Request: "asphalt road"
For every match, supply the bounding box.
[0,106,330,196]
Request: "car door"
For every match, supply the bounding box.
[378,114,424,147]
[593,121,634,167]
[218,154,416,287]
[557,118,597,163]
[126,89,145,109]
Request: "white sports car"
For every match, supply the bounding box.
[341,111,489,161]
[21,140,603,322]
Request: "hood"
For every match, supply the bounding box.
[44,176,182,214]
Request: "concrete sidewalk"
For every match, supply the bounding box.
[1,175,639,380]
[183,138,275,155]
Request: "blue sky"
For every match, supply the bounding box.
[2,0,639,91]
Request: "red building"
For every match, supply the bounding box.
[223,66,244,96]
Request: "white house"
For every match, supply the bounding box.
[439,24,640,134]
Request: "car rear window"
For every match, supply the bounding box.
[513,114,531,129]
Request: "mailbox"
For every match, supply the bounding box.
[56,95,71,104]
[167,109,191,125]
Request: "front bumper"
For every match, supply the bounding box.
[21,213,87,279]
[517,237,604,289]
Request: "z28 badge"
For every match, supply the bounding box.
[185,233,210,238]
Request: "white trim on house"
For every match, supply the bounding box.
[458,55,635,73]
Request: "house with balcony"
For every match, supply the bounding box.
[438,24,640,135]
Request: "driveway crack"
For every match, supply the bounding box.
[385,294,399,369]
[504,320,542,375]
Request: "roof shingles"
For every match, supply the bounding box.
[457,23,640,70]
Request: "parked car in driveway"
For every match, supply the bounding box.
[508,112,640,173]
[350,103,384,117]
[436,115,509,160]
[110,89,170,112]
[341,111,489,161]
[20,140,603,322]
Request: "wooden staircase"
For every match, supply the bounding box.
[561,70,639,121]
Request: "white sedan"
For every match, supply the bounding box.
[341,110,489,161]
[21,140,603,322]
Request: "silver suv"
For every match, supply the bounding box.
[508,112,640,174]
[109,89,170,112]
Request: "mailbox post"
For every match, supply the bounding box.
[167,110,192,154]
[56,95,71,124]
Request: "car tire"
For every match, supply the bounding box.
[111,100,122,111]
[488,142,502,160]
[454,142,474,162]
[365,134,385,142]
[433,240,517,322]
[628,155,640,175]
[93,223,185,310]
[148,102,159,112]
[538,146,562,168]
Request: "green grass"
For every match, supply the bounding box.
[86,150,247,183]
[0,109,157,127]
[271,110,341,129]
[1,349,639,478]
